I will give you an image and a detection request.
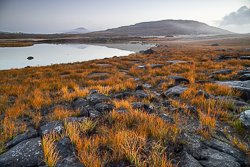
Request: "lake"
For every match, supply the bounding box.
[0,43,154,70]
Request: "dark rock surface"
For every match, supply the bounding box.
[211,43,219,46]
[164,85,188,97]
[203,138,249,166]
[94,103,115,113]
[83,105,101,118]
[136,64,163,68]
[74,98,89,111]
[182,133,203,160]
[63,117,87,124]
[239,56,250,60]
[0,137,45,167]
[212,69,233,75]
[239,74,250,81]
[6,130,38,149]
[167,60,192,64]
[39,120,64,136]
[240,110,250,129]
[214,54,238,62]
[167,75,190,84]
[114,92,132,99]
[199,147,241,167]
[87,93,111,105]
[116,108,129,114]
[134,90,150,99]
[130,102,155,113]
[135,84,143,91]
[142,48,156,54]
[179,151,203,167]
[159,113,174,122]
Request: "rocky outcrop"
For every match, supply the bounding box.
[0,138,45,167]
[239,74,250,81]
[134,90,150,99]
[167,75,190,84]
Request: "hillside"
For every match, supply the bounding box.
[86,20,233,37]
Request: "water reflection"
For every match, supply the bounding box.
[0,43,154,70]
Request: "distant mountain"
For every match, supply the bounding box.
[65,27,90,34]
[85,20,233,37]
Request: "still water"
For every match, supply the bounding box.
[0,43,154,70]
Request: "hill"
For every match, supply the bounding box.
[85,20,233,37]
[65,27,90,34]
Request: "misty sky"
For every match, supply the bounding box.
[0,0,250,34]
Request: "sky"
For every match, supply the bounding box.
[0,0,250,34]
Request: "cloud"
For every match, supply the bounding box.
[219,6,250,26]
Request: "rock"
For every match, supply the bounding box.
[164,85,188,98]
[6,130,38,149]
[237,68,250,75]
[130,102,155,113]
[27,56,34,60]
[167,60,192,64]
[150,64,163,68]
[215,48,226,51]
[94,103,115,113]
[143,84,152,88]
[136,64,163,69]
[116,108,129,114]
[240,110,250,129]
[211,43,219,46]
[179,151,203,167]
[134,90,150,99]
[196,90,214,99]
[182,133,203,160]
[63,117,87,125]
[87,73,109,77]
[212,69,233,75]
[167,75,190,84]
[142,48,156,54]
[214,54,238,62]
[159,113,174,123]
[216,80,250,101]
[239,56,250,60]
[135,84,143,91]
[83,105,101,118]
[203,138,249,166]
[199,147,241,167]
[74,98,89,111]
[0,137,45,167]
[114,92,132,99]
[86,93,111,105]
[56,157,86,167]
[186,105,199,115]
[239,74,250,81]
[54,137,77,164]
[88,89,99,94]
[195,80,212,84]
[39,121,64,136]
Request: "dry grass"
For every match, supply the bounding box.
[0,39,250,166]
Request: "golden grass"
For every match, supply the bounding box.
[0,43,34,47]
[1,40,250,165]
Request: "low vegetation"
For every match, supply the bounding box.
[0,38,250,166]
